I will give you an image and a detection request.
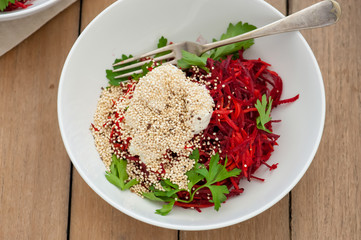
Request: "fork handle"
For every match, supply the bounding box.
[201,0,341,53]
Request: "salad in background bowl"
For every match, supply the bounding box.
[58,0,325,230]
[0,0,58,21]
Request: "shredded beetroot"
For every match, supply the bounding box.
[171,50,298,209]
[3,0,31,11]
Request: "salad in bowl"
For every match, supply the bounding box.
[91,22,300,215]
[58,0,325,230]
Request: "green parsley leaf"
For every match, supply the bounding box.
[159,180,182,197]
[131,61,153,80]
[154,36,171,58]
[155,200,175,216]
[116,157,128,179]
[186,149,205,189]
[192,153,241,211]
[143,188,175,202]
[211,21,257,60]
[107,36,172,85]
[143,181,180,216]
[164,189,182,198]
[105,172,124,188]
[161,179,179,189]
[105,155,138,190]
[109,158,118,176]
[106,54,136,85]
[124,179,139,190]
[0,0,14,11]
[207,153,220,182]
[208,185,229,211]
[142,178,183,215]
[214,165,241,183]
[157,36,168,48]
[194,167,209,180]
[186,168,204,190]
[153,190,173,198]
[142,192,165,202]
[196,153,241,185]
[255,94,273,133]
[177,50,209,72]
[144,151,241,215]
[176,21,256,69]
[189,148,200,161]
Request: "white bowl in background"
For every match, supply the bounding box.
[0,0,58,21]
[58,0,325,230]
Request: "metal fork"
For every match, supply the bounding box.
[113,0,340,79]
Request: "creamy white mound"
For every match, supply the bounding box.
[124,64,214,164]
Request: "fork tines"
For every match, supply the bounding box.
[112,44,177,79]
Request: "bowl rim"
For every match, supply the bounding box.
[0,0,59,21]
[57,0,325,231]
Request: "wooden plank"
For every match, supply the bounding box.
[69,1,177,238]
[0,2,80,239]
[181,197,290,240]
[289,0,361,239]
[70,171,178,239]
[80,0,116,30]
[266,0,287,15]
[181,1,290,239]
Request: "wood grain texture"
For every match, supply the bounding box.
[180,197,290,240]
[0,2,80,239]
[289,0,361,239]
[68,0,177,239]
[266,0,287,15]
[81,0,116,30]
[70,171,178,240]
[181,1,290,239]
[1,0,359,238]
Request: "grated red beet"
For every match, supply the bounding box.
[173,50,298,210]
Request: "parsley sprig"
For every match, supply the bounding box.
[255,94,273,133]
[143,149,242,216]
[105,155,138,190]
[177,21,257,70]
[177,51,209,72]
[210,21,257,60]
[105,54,136,85]
[106,36,171,85]
[154,36,171,57]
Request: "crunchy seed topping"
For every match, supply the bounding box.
[91,64,214,193]
[123,64,213,164]
[91,85,124,167]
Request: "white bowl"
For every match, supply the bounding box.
[58,0,325,230]
[0,0,58,21]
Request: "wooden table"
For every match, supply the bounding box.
[0,0,360,239]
